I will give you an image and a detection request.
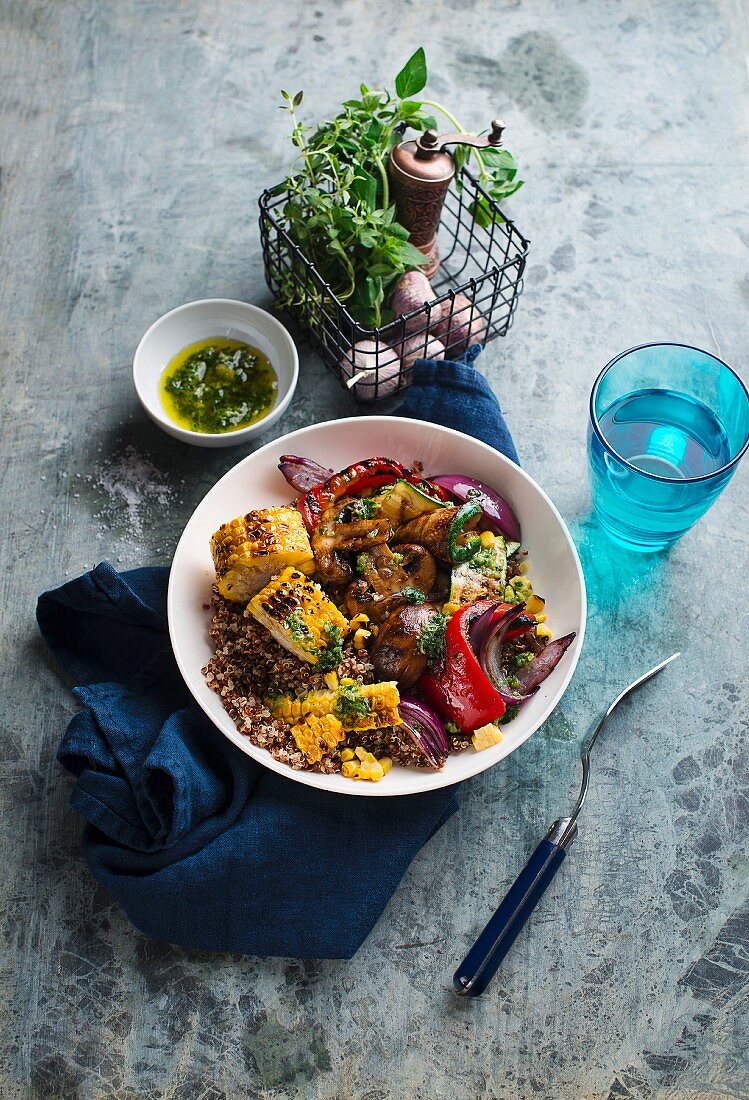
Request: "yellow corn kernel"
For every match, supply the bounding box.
[472,723,504,752]
[340,747,354,762]
[350,612,370,627]
[341,751,391,781]
[442,602,460,616]
[324,671,339,691]
[535,612,547,624]
[369,623,380,638]
[505,576,533,604]
[353,628,371,649]
[479,530,496,548]
[518,561,529,575]
[526,594,545,616]
[291,713,344,763]
[536,624,553,640]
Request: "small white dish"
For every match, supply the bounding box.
[168,417,587,797]
[133,299,299,448]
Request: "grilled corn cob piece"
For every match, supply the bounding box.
[211,507,314,602]
[291,713,345,763]
[270,678,402,731]
[248,567,348,665]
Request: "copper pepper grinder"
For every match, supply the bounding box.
[388,118,506,277]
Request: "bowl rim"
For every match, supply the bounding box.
[132,298,299,442]
[167,415,587,796]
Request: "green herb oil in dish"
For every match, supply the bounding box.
[160,337,277,434]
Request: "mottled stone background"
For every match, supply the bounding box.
[1,1,748,1097]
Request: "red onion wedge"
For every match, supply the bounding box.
[429,475,521,543]
[278,455,333,494]
[514,633,576,694]
[398,696,450,769]
[468,602,536,653]
[478,604,532,705]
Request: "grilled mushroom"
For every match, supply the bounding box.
[344,543,437,622]
[311,497,393,584]
[371,602,441,689]
[394,505,481,562]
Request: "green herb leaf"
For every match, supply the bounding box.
[417,612,448,665]
[394,46,427,99]
[402,587,426,604]
[334,681,371,722]
[316,623,344,673]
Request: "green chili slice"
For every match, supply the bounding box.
[447,501,482,563]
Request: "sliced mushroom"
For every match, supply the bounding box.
[371,602,441,689]
[311,497,393,584]
[344,543,437,622]
[393,506,465,561]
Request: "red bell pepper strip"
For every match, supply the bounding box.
[418,600,508,733]
[297,457,449,531]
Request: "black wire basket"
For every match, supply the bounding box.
[258,166,529,404]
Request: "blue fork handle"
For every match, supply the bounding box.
[453,818,576,997]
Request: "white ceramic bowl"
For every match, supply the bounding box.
[133,299,299,447]
[168,417,587,796]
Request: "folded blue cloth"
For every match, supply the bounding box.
[37,348,518,959]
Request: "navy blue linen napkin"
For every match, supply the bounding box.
[37,348,518,959]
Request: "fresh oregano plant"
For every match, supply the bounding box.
[278,47,522,328]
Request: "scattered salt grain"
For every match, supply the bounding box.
[93,445,175,541]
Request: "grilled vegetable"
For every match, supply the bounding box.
[394,503,481,563]
[247,567,349,665]
[371,602,442,689]
[290,713,345,763]
[449,533,508,606]
[210,506,314,602]
[278,455,333,493]
[297,457,450,531]
[311,498,394,584]
[372,479,447,526]
[418,600,509,732]
[345,543,437,623]
[270,678,402,731]
[430,474,521,543]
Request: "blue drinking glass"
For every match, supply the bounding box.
[588,343,749,552]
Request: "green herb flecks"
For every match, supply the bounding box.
[316,623,345,673]
[161,339,277,434]
[500,705,521,725]
[339,497,379,522]
[334,681,371,722]
[417,612,448,665]
[401,587,426,604]
[356,553,370,575]
[510,651,534,670]
[471,545,504,574]
[278,48,522,327]
[285,610,311,642]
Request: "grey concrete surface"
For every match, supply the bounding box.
[1,1,748,1097]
